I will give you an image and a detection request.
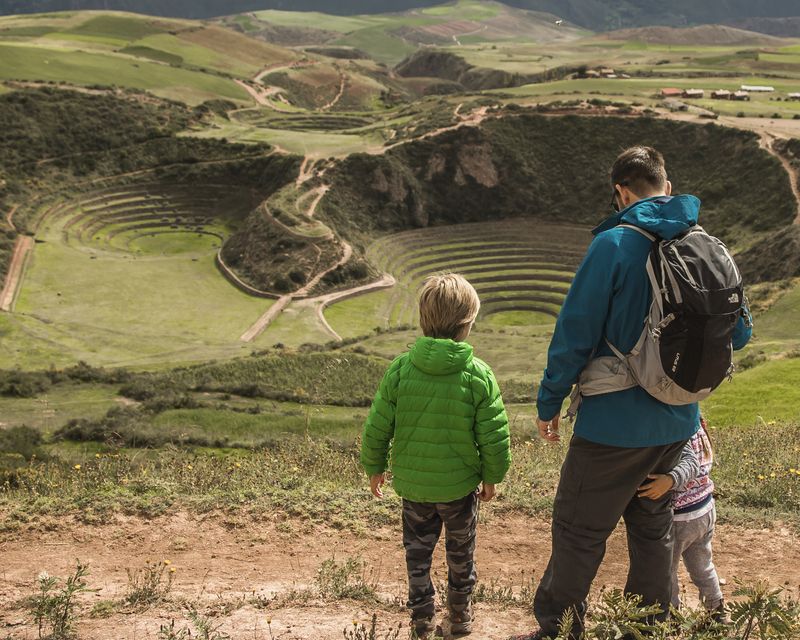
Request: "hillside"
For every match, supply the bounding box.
[2,0,800,30]
[0,1,444,19]
[301,114,798,286]
[601,24,787,46]
[729,17,800,38]
[0,11,300,104]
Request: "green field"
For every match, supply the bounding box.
[0,42,249,104]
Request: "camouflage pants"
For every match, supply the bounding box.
[402,491,479,621]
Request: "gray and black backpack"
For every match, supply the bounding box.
[570,223,747,414]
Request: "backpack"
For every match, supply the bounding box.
[569,223,746,414]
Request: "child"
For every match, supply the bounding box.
[638,417,726,622]
[360,273,511,638]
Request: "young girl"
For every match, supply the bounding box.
[638,417,726,621]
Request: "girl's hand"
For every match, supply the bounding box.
[478,483,496,502]
[369,473,385,499]
[637,473,675,500]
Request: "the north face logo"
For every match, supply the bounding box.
[728,293,740,304]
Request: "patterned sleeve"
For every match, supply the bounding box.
[668,440,700,492]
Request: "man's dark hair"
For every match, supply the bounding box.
[610,146,668,195]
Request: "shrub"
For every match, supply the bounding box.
[126,560,176,608]
[27,562,93,640]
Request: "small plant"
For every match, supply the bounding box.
[316,556,377,602]
[589,588,663,640]
[88,599,116,619]
[158,609,230,640]
[125,559,175,607]
[28,562,93,640]
[729,580,799,639]
[343,614,402,640]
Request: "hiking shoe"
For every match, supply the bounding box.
[411,616,436,639]
[508,630,553,640]
[710,601,731,626]
[448,610,473,635]
[446,601,472,636]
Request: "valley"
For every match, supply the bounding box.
[1,2,800,638]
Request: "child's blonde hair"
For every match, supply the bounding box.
[418,273,480,341]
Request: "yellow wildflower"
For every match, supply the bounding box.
[163,559,171,566]
[74,464,81,470]
[758,474,765,480]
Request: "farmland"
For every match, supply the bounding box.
[2,2,800,638]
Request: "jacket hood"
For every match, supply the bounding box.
[409,336,474,375]
[593,194,700,241]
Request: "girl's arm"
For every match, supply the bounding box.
[668,440,701,492]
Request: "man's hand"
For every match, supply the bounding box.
[369,473,385,499]
[637,474,674,500]
[537,414,561,442]
[478,483,496,502]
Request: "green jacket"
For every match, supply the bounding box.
[360,336,511,503]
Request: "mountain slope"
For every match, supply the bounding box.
[1,1,799,30]
[0,1,446,19]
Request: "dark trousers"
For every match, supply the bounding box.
[534,436,687,638]
[402,491,479,620]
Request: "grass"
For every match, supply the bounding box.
[0,384,121,432]
[0,42,249,105]
[3,412,799,531]
[252,11,374,33]
[184,121,386,157]
[703,358,800,427]
[0,231,270,369]
[324,289,394,339]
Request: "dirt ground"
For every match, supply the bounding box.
[1,512,798,640]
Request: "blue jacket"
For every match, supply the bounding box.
[536,195,753,448]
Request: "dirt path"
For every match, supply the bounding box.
[321,72,346,111]
[302,185,330,218]
[384,106,492,152]
[310,273,397,340]
[758,132,800,224]
[1,512,797,640]
[4,204,19,231]
[0,235,33,313]
[238,294,292,342]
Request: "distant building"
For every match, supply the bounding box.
[731,91,751,101]
[741,85,774,92]
[711,90,731,99]
[661,88,683,98]
[663,98,689,112]
[599,68,615,77]
[620,73,631,79]
[583,70,600,78]
[788,93,800,101]
[683,89,705,99]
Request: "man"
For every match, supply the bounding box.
[513,146,752,640]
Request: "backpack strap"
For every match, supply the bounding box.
[618,223,657,242]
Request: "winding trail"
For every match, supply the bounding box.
[321,72,346,111]
[5,204,18,231]
[310,273,396,341]
[238,241,352,342]
[758,132,800,225]
[0,235,33,312]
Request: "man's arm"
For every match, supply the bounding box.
[732,296,753,351]
[536,234,619,424]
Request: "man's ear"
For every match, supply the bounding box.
[665,180,673,196]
